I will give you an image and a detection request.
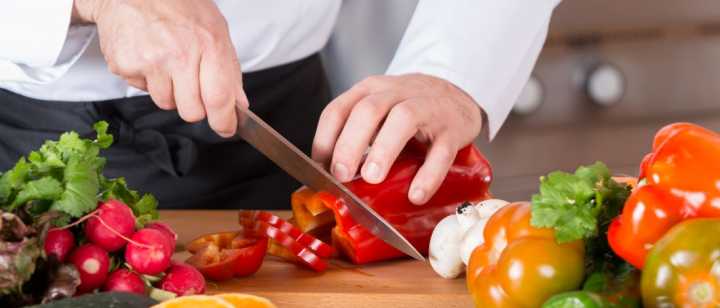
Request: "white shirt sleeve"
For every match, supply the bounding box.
[0,0,95,84]
[386,0,562,139]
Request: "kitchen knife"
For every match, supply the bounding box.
[235,106,424,261]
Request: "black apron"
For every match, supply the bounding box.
[0,54,330,210]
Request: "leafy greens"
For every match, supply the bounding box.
[530,162,632,274]
[0,122,157,226]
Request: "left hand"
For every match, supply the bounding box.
[312,73,483,205]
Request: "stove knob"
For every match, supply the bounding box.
[512,76,544,115]
[585,63,625,107]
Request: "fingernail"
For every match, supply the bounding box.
[362,162,382,183]
[218,131,234,138]
[409,188,426,205]
[332,162,350,182]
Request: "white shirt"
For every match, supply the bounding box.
[0,0,560,139]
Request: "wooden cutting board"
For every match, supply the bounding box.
[160,210,473,308]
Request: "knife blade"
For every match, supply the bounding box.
[235,106,424,261]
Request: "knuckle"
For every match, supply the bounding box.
[333,139,360,160]
[433,144,456,163]
[107,58,134,77]
[203,91,231,110]
[140,48,166,66]
[367,146,390,164]
[319,103,341,123]
[354,99,382,119]
[390,103,417,124]
[362,75,385,87]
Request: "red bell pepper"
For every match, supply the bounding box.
[185,230,268,281]
[291,141,493,264]
[608,122,720,268]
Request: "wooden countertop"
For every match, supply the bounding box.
[160,210,473,308]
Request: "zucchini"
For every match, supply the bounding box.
[29,292,157,308]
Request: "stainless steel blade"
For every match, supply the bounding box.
[235,106,424,261]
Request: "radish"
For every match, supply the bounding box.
[44,228,75,262]
[70,243,110,293]
[103,268,146,295]
[159,262,206,296]
[125,228,173,275]
[85,200,136,252]
[145,222,178,249]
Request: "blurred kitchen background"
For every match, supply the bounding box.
[321,0,720,201]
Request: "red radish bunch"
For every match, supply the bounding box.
[103,269,145,295]
[70,244,110,293]
[159,263,206,296]
[124,228,173,275]
[44,228,75,262]
[85,200,136,252]
[42,199,205,298]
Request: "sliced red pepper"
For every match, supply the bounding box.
[252,220,327,272]
[292,141,493,264]
[185,231,268,281]
[239,210,334,258]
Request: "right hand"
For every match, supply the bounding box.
[73,0,248,137]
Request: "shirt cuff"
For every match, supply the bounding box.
[0,25,95,85]
[0,0,77,67]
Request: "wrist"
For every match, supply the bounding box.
[72,0,103,24]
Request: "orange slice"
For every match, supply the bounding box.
[216,293,277,308]
[152,295,233,308]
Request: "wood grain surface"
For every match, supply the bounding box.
[160,210,473,308]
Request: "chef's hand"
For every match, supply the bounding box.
[312,74,483,205]
[72,0,247,137]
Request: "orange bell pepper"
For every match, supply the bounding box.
[467,202,585,308]
[291,141,492,264]
[608,123,720,269]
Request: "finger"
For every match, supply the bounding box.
[171,56,206,123]
[145,73,176,110]
[362,101,422,184]
[408,137,458,205]
[126,77,148,91]
[311,84,370,168]
[199,43,238,137]
[234,57,249,110]
[331,92,403,183]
